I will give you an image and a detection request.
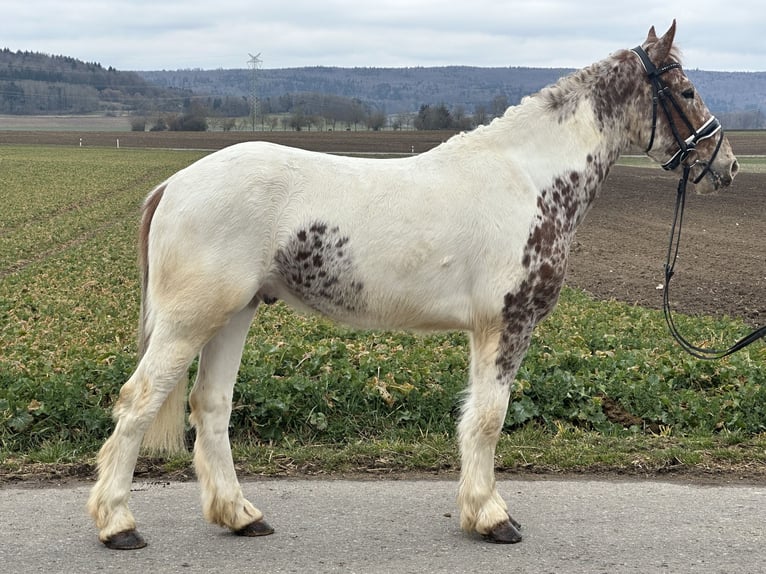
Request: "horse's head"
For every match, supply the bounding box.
[632,21,739,194]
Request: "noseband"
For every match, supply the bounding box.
[631,46,723,183]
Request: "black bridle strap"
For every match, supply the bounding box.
[666,116,722,176]
[663,167,766,359]
[631,46,722,172]
[631,46,683,154]
[690,122,724,184]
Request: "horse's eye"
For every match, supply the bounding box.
[681,88,695,100]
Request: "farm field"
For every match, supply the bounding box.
[0,112,763,154]
[568,165,766,325]
[0,127,765,155]
[1,131,765,481]
[0,114,133,132]
[0,128,457,155]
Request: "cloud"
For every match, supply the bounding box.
[0,0,763,71]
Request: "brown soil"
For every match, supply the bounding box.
[567,166,765,326]
[0,129,457,154]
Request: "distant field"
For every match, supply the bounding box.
[0,114,133,132]
[0,127,457,154]
[618,154,766,173]
[0,123,764,159]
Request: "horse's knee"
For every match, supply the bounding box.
[189,380,230,412]
[114,354,189,424]
[189,381,233,431]
[460,405,505,439]
[113,374,149,416]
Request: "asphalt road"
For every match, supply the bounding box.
[2,477,765,573]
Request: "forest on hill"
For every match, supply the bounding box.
[140,66,766,128]
[1,49,764,129]
[0,49,189,114]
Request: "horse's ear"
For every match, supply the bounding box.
[646,26,658,43]
[649,20,677,62]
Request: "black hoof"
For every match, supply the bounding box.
[483,519,523,544]
[103,529,148,550]
[235,519,275,537]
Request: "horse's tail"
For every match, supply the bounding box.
[138,183,188,455]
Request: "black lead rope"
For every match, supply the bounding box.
[663,167,766,359]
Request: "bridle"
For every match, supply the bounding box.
[631,45,765,359]
[630,45,724,179]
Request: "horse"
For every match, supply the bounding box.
[87,21,739,549]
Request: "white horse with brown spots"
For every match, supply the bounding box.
[88,22,738,549]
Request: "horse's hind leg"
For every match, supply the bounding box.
[189,302,273,537]
[87,324,203,549]
[457,329,528,544]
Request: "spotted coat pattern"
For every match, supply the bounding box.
[490,52,648,384]
[495,152,616,382]
[274,221,366,315]
[543,51,640,133]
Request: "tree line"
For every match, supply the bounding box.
[2,49,765,130]
[0,49,189,115]
[127,94,515,132]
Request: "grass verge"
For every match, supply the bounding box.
[4,427,766,483]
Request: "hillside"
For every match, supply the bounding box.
[0,49,189,114]
[1,49,764,129]
[139,66,766,122]
[139,66,572,116]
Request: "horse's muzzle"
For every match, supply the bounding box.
[692,145,739,194]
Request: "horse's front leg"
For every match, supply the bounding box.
[457,325,532,544]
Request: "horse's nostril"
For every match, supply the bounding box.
[731,159,740,177]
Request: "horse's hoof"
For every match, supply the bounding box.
[103,529,148,550]
[483,519,523,544]
[235,519,275,537]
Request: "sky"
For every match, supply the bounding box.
[2,1,764,72]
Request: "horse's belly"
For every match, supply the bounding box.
[263,275,474,332]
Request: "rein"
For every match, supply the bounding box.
[631,45,765,358]
[663,167,766,359]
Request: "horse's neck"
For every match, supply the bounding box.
[432,53,638,234]
[482,105,616,222]
[489,55,634,225]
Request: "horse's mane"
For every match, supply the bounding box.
[537,57,620,117]
[540,42,683,111]
[440,41,684,151]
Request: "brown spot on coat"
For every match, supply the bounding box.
[496,159,612,382]
[275,221,366,315]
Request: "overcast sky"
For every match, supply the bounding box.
[2,1,764,72]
